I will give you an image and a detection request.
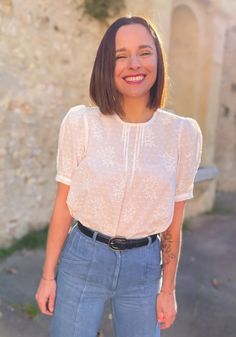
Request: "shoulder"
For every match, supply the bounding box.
[61,104,100,127]
[157,108,185,128]
[180,117,202,140]
[63,104,100,120]
[158,109,202,136]
[158,108,187,124]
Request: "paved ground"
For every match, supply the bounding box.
[0,192,235,337]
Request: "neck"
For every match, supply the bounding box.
[120,96,154,123]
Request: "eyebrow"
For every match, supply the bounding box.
[115,45,154,53]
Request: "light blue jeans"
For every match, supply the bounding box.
[51,224,162,337]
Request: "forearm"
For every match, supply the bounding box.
[160,201,185,293]
[42,183,73,279]
[161,228,182,292]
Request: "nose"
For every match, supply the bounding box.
[128,55,141,69]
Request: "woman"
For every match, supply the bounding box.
[35,16,202,337]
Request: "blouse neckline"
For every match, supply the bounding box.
[113,109,159,126]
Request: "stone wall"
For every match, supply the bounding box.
[215,25,236,191]
[0,0,105,246]
[1,0,236,247]
[0,0,160,247]
[167,0,236,199]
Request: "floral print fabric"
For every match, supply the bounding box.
[56,105,202,238]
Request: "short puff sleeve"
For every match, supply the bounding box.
[175,118,203,202]
[55,105,87,186]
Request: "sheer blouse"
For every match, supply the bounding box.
[56,105,202,238]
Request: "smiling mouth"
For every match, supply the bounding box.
[123,75,146,83]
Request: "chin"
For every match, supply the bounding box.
[120,90,151,99]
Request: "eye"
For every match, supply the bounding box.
[115,55,127,60]
[140,51,152,56]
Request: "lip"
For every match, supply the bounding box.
[123,74,146,84]
[123,74,146,80]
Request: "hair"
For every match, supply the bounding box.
[89,16,168,116]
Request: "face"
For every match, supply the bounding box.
[114,24,157,102]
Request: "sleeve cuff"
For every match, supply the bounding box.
[55,175,71,186]
[175,191,193,202]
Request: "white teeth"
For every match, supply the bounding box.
[125,75,145,82]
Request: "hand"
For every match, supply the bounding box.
[35,277,57,316]
[156,290,177,329]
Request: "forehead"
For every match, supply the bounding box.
[115,24,155,49]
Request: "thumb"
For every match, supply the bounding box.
[48,293,55,313]
[157,311,165,322]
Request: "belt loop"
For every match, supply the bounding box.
[92,231,98,241]
[147,236,152,246]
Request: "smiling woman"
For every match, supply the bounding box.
[35,16,202,337]
[114,24,157,107]
[90,16,167,120]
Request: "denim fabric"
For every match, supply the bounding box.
[51,225,162,337]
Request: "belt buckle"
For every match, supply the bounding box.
[108,236,128,251]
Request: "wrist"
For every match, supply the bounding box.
[41,275,55,281]
[160,288,176,295]
[42,266,56,279]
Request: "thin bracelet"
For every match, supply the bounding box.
[42,276,55,281]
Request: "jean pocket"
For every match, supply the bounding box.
[58,229,95,280]
[61,227,95,263]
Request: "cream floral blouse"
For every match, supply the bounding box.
[56,105,202,238]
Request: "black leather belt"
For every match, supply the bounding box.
[76,221,158,251]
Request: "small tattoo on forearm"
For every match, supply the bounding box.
[161,231,175,265]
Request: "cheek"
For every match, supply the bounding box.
[114,76,121,94]
[149,61,157,82]
[114,63,125,90]
[149,58,157,73]
[114,62,124,78]
[114,68,119,87]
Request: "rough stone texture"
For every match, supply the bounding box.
[164,0,236,210]
[0,0,169,246]
[0,0,106,246]
[1,0,236,246]
[215,25,236,191]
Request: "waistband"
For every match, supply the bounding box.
[76,220,159,251]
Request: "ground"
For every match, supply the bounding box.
[0,192,235,337]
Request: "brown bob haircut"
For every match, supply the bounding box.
[89,16,168,116]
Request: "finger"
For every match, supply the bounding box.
[38,299,54,316]
[159,322,167,330]
[48,293,55,313]
[159,317,175,330]
[160,320,172,330]
[158,316,166,330]
[157,311,165,322]
[41,309,54,316]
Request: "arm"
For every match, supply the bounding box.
[35,182,73,315]
[156,200,186,329]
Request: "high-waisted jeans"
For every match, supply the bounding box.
[51,224,162,337]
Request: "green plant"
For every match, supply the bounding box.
[10,302,40,319]
[83,0,125,22]
[22,302,40,318]
[0,227,48,260]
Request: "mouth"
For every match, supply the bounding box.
[123,74,146,84]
